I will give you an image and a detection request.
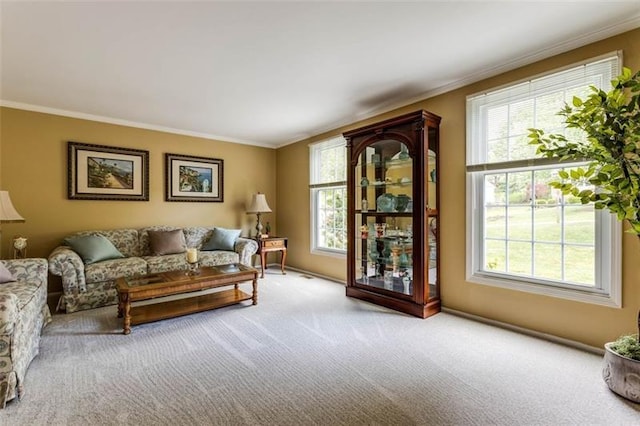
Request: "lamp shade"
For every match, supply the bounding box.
[0,191,25,222]
[246,193,272,214]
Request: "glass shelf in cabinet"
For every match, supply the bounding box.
[366,180,412,187]
[358,160,384,168]
[358,211,413,217]
[385,157,412,168]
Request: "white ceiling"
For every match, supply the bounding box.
[2,2,640,148]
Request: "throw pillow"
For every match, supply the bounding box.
[201,228,241,251]
[64,234,125,265]
[148,229,186,255]
[0,263,16,284]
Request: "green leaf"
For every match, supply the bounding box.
[527,67,640,236]
[578,189,593,199]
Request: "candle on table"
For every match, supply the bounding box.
[186,248,198,263]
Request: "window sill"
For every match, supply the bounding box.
[311,247,346,259]
[467,272,621,308]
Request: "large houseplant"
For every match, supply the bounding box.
[528,67,640,402]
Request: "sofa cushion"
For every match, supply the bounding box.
[65,235,125,265]
[84,257,148,283]
[184,226,215,249]
[0,263,16,284]
[198,250,240,267]
[66,229,140,258]
[202,228,241,251]
[138,226,180,256]
[147,229,186,255]
[145,253,189,274]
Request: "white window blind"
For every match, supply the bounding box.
[309,137,347,255]
[465,52,622,307]
[467,54,621,169]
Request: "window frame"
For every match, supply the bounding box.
[465,52,622,308]
[309,137,347,257]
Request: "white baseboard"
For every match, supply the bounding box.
[265,263,602,355]
[442,307,604,355]
[279,264,346,285]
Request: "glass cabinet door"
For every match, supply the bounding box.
[354,139,414,296]
[427,147,438,300]
[345,109,441,318]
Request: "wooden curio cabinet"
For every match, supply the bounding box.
[343,110,441,318]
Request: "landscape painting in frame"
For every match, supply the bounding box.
[165,153,224,202]
[68,142,149,201]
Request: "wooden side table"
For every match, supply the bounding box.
[256,237,287,278]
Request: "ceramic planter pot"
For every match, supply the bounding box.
[602,342,640,403]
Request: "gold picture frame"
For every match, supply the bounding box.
[165,153,224,202]
[68,141,149,201]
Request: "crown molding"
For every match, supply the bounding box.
[0,100,275,149]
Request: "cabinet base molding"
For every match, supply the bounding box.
[346,286,440,319]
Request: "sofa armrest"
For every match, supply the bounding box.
[234,238,258,266]
[0,258,47,335]
[1,258,48,286]
[48,246,86,293]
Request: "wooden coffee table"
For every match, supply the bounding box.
[115,263,258,334]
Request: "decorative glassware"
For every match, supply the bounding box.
[399,144,409,160]
[383,271,394,290]
[361,266,368,283]
[395,194,411,212]
[376,193,397,212]
[399,245,409,267]
[402,275,411,294]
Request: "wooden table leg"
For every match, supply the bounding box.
[280,249,287,275]
[117,292,124,318]
[252,276,258,305]
[260,251,266,278]
[122,294,131,335]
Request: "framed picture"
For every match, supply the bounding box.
[68,142,149,201]
[165,153,224,202]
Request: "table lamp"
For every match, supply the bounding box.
[246,192,272,238]
[0,191,25,259]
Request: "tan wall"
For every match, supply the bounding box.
[0,107,276,260]
[277,27,640,348]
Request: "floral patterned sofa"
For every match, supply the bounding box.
[48,226,258,313]
[0,258,51,408]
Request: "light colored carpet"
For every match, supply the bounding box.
[2,270,639,425]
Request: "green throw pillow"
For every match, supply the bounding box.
[65,234,125,265]
[202,228,241,251]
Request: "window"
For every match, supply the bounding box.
[466,53,622,307]
[310,137,347,256]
